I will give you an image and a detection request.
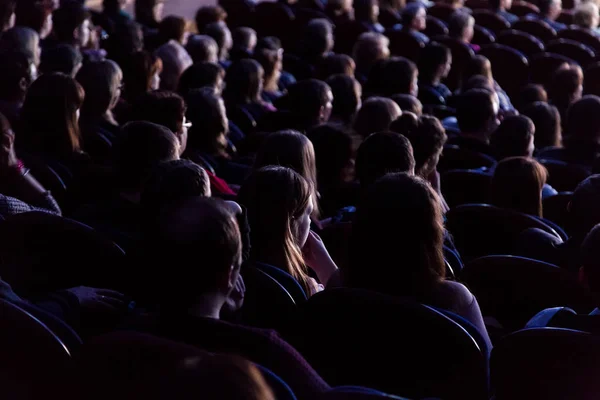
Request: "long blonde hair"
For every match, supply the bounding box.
[238,166,314,293]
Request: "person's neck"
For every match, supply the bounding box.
[188,293,224,320]
[264,78,279,92]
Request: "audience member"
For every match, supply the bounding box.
[51,2,92,49]
[254,48,284,103]
[230,27,257,62]
[452,88,499,155]
[0,51,35,128]
[448,11,477,51]
[0,0,15,33]
[418,42,452,105]
[205,21,233,67]
[378,0,404,28]
[490,0,518,23]
[178,62,225,98]
[15,0,53,39]
[390,94,423,116]
[573,2,600,32]
[195,5,227,33]
[317,53,356,80]
[549,64,584,130]
[154,35,193,91]
[185,34,219,64]
[516,84,548,112]
[352,32,390,83]
[354,0,385,33]
[326,74,362,129]
[223,59,275,122]
[401,3,429,44]
[522,102,562,151]
[533,0,566,31]
[40,44,83,77]
[490,115,536,161]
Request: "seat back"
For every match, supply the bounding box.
[584,61,600,96]
[527,307,600,334]
[292,288,488,400]
[252,262,308,303]
[472,24,496,46]
[438,145,497,172]
[538,158,591,191]
[512,18,557,42]
[491,328,600,400]
[446,203,561,261]
[496,29,545,57]
[0,211,126,295]
[254,2,295,47]
[388,30,425,61]
[441,169,492,208]
[424,15,448,37]
[461,256,595,330]
[479,43,529,95]
[510,0,540,16]
[473,9,511,34]
[432,36,475,90]
[546,38,596,67]
[427,3,456,22]
[558,27,600,55]
[529,52,576,85]
[556,9,574,24]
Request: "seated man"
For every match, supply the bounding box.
[490,0,518,24]
[139,197,330,399]
[528,0,566,32]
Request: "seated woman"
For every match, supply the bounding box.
[326,74,362,130]
[400,2,429,44]
[490,157,548,217]
[521,101,562,152]
[418,42,453,105]
[76,60,123,164]
[253,47,284,104]
[238,166,339,296]
[346,172,491,347]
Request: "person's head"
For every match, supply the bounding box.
[516,84,548,112]
[580,224,600,297]
[15,0,53,39]
[154,40,193,91]
[354,0,380,23]
[204,21,233,62]
[353,97,402,138]
[135,0,164,28]
[304,18,334,57]
[318,53,356,80]
[464,54,493,83]
[550,64,584,109]
[567,95,600,143]
[141,159,211,216]
[490,115,536,160]
[307,124,355,188]
[19,72,84,156]
[448,10,475,43]
[390,93,423,116]
[574,2,599,29]
[0,0,15,32]
[178,62,225,97]
[253,48,283,92]
[570,175,600,237]
[52,2,91,48]
[132,91,188,154]
[185,87,229,158]
[490,0,512,11]
[0,26,41,74]
[195,5,227,33]
[390,114,446,177]
[456,88,499,139]
[418,42,452,84]
[115,120,180,189]
[522,102,562,149]
[352,32,390,77]
[105,20,144,65]
[326,74,362,125]
[355,131,415,187]
[122,51,162,101]
[159,15,188,45]
[538,0,562,20]
[401,2,427,31]
[287,79,334,126]
[76,60,123,120]
[490,157,547,217]
[40,44,83,77]
[223,59,264,105]
[369,57,418,97]
[347,173,445,295]
[185,34,219,64]
[147,197,242,309]
[237,166,314,293]
[231,27,257,60]
[0,50,35,102]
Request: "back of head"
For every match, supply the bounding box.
[448,10,472,39]
[353,97,402,138]
[538,0,553,15]
[52,2,90,44]
[154,40,193,91]
[15,0,51,36]
[223,58,263,104]
[159,15,187,44]
[326,74,361,123]
[195,5,227,33]
[567,95,600,142]
[352,32,390,75]
[367,56,417,97]
[582,224,600,296]
[490,157,547,217]
[254,130,317,189]
[401,2,424,26]
[390,93,423,116]
[231,27,257,61]
[204,21,231,57]
[516,84,548,112]
[574,2,598,28]
[571,175,600,237]
[287,79,332,123]
[464,55,492,83]
[418,42,451,84]
[490,115,535,160]
[76,60,122,118]
[521,101,562,149]
[390,114,447,177]
[318,53,355,80]
[456,88,497,135]
[132,90,186,134]
[185,34,219,64]
[356,131,415,187]
[0,26,39,67]
[185,87,228,156]
[116,121,179,188]
[307,124,354,188]
[178,62,224,97]
[348,173,445,296]
[550,65,583,107]
[19,72,84,156]
[147,197,241,307]
[40,44,82,76]
[142,159,210,216]
[304,18,334,55]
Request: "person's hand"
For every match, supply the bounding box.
[0,279,23,304]
[302,231,338,285]
[223,274,245,313]
[66,287,128,312]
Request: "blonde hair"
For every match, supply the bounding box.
[574,2,599,28]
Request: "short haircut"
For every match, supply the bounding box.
[304,18,334,55]
[159,15,187,43]
[490,115,535,160]
[457,89,496,133]
[195,5,227,33]
[232,26,256,51]
[522,101,562,149]
[52,2,90,43]
[550,65,583,107]
[178,62,225,97]
[448,11,473,39]
[147,197,241,305]
[418,42,451,84]
[353,97,402,138]
[318,53,355,80]
[288,79,332,120]
[15,0,51,34]
[355,131,415,187]
[390,93,423,116]
[516,84,548,111]
[40,44,83,76]
[116,121,180,187]
[132,90,187,134]
[352,32,389,75]
[0,26,39,66]
[185,34,218,64]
